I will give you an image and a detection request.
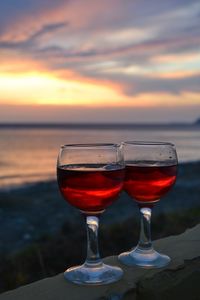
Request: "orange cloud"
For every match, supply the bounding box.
[151,52,200,64]
[0,50,46,73]
[156,70,200,79]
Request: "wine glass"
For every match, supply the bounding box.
[118,141,178,268]
[57,143,125,285]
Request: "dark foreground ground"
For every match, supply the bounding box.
[0,161,199,293]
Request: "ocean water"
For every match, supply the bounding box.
[0,125,199,189]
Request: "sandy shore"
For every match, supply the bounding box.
[0,161,199,255]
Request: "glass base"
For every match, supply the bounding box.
[119,246,171,269]
[64,262,123,285]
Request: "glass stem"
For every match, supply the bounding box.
[85,215,102,267]
[138,207,153,251]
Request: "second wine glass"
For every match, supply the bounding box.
[118,141,178,268]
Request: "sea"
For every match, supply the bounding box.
[0,124,199,189]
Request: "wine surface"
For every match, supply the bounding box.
[57,164,124,213]
[124,164,177,204]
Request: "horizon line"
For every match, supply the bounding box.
[0,121,199,129]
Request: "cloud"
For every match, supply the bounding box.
[0,0,200,100]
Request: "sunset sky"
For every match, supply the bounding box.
[0,0,200,123]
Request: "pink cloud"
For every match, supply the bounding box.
[0,0,200,99]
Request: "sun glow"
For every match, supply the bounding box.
[1,71,200,109]
[0,72,128,106]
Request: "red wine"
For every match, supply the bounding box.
[124,164,177,205]
[57,164,124,213]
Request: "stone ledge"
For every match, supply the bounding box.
[0,224,199,300]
